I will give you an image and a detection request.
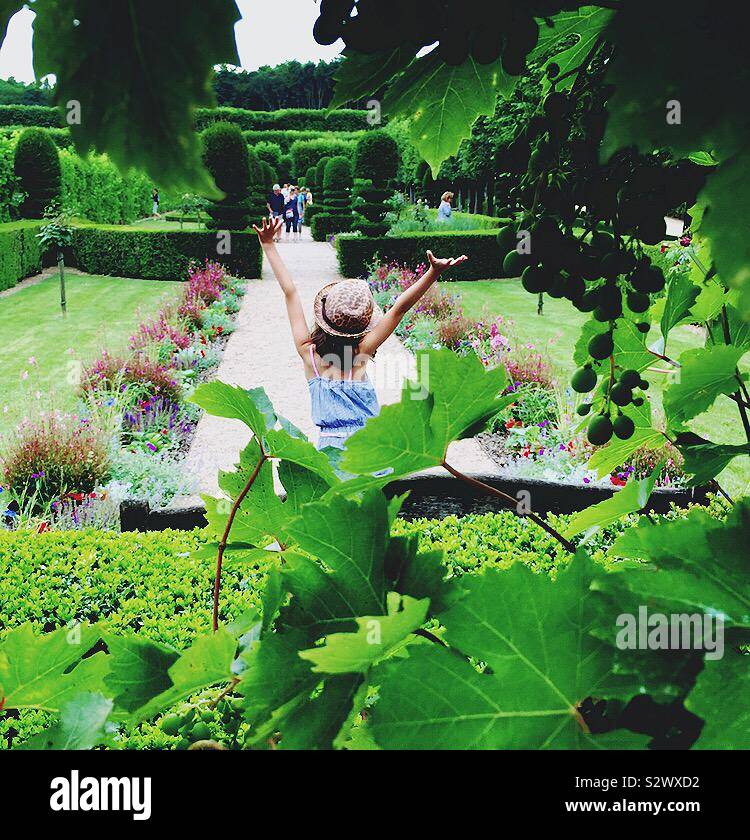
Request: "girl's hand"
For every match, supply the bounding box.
[253,216,282,244]
[426,250,469,272]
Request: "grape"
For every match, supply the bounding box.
[572,366,597,393]
[588,415,614,446]
[313,14,342,46]
[546,61,560,78]
[627,291,650,313]
[613,413,635,440]
[577,402,592,416]
[503,249,527,276]
[159,713,182,736]
[636,322,651,333]
[609,383,633,406]
[472,29,503,65]
[438,33,471,67]
[589,331,614,360]
[497,224,517,252]
[522,265,553,293]
[619,369,641,389]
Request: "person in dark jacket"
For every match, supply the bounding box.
[283,188,300,242]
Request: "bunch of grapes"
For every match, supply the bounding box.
[495,81,709,446]
[314,1,589,71]
[159,698,241,749]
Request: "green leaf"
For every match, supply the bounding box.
[613,318,654,373]
[573,318,608,366]
[21,692,113,751]
[676,434,750,486]
[32,0,241,194]
[299,593,430,674]
[608,500,750,629]
[278,675,363,750]
[663,345,745,426]
[532,6,614,92]
[686,650,750,749]
[106,630,236,721]
[266,428,340,488]
[330,47,418,110]
[712,300,750,353]
[191,382,276,438]
[342,349,509,478]
[564,465,661,540]
[371,555,643,749]
[0,623,105,711]
[660,275,700,347]
[382,52,513,176]
[689,281,726,323]
[688,151,719,166]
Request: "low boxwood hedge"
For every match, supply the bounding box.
[311,212,353,242]
[337,230,502,280]
[0,220,45,291]
[68,224,263,280]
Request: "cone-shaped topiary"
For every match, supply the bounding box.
[322,156,353,213]
[246,146,269,222]
[353,131,400,237]
[14,127,61,218]
[201,122,251,230]
[306,166,317,193]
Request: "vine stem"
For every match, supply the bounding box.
[441,460,576,554]
[720,305,750,445]
[212,449,267,632]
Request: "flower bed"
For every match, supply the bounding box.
[0,260,245,531]
[368,258,685,490]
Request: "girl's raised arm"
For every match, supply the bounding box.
[358,250,468,356]
[253,217,310,356]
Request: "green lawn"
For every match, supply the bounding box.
[132,218,205,231]
[0,273,183,435]
[447,278,750,498]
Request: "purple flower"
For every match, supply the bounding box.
[147,442,158,452]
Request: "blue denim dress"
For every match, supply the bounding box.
[308,346,380,450]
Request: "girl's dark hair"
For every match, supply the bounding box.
[305,325,360,371]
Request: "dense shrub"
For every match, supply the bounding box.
[354,130,399,185]
[0,125,72,149]
[0,104,59,127]
[59,149,151,224]
[67,225,263,280]
[195,107,371,132]
[242,129,365,152]
[245,146,268,221]
[323,155,353,210]
[253,140,282,170]
[201,122,251,230]
[278,153,294,184]
[311,213,353,242]
[290,138,356,179]
[337,230,501,280]
[259,160,277,196]
[13,127,61,218]
[0,411,110,504]
[0,220,44,291]
[305,165,317,192]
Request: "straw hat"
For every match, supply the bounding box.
[313,279,383,338]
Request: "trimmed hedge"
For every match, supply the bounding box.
[311,212,353,242]
[0,105,374,133]
[0,220,44,291]
[0,125,73,148]
[336,230,502,280]
[68,225,263,280]
[195,107,371,132]
[242,129,364,152]
[14,127,61,218]
[290,138,356,179]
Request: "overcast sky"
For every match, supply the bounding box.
[0,0,343,83]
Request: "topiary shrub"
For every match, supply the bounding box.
[245,146,269,222]
[253,140,282,170]
[322,155,353,213]
[259,160,277,195]
[311,213,352,242]
[352,131,400,237]
[13,127,61,218]
[305,165,317,193]
[315,155,331,207]
[200,121,251,230]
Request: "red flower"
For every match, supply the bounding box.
[37,521,50,533]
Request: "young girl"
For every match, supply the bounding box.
[253,216,468,451]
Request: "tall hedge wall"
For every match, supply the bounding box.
[67,225,263,280]
[290,138,356,179]
[242,129,364,152]
[336,231,502,281]
[0,220,44,291]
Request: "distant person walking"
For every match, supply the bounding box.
[152,187,160,218]
[282,183,291,201]
[284,188,300,241]
[267,183,285,242]
[297,187,307,224]
[437,191,453,222]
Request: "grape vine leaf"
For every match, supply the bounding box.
[563,465,660,540]
[675,433,750,486]
[608,500,750,629]
[531,6,614,92]
[21,692,113,751]
[381,52,513,176]
[105,629,236,721]
[660,275,700,347]
[370,555,647,749]
[299,593,430,674]
[31,0,241,195]
[686,649,750,749]
[330,46,418,110]
[689,280,726,323]
[0,622,107,711]
[191,382,276,438]
[341,348,511,479]
[663,345,746,426]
